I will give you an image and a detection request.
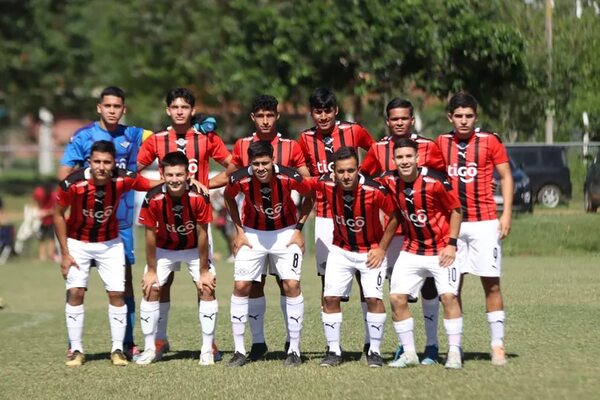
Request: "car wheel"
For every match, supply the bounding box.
[584,189,598,213]
[537,184,561,208]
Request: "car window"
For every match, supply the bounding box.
[541,149,565,168]
[510,150,538,168]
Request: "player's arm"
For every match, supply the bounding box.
[496,162,513,239]
[367,209,399,269]
[196,222,215,291]
[224,188,252,256]
[359,146,380,177]
[57,166,76,181]
[209,162,238,189]
[53,202,78,279]
[142,227,160,298]
[286,178,314,253]
[439,207,462,267]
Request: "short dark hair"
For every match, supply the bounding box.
[386,98,413,117]
[252,95,278,113]
[309,87,337,109]
[166,87,195,107]
[392,137,418,152]
[161,151,189,169]
[248,141,274,161]
[448,91,478,114]
[90,140,116,159]
[100,86,125,102]
[332,146,358,165]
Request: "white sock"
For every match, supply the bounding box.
[248,297,266,344]
[199,300,218,354]
[444,317,463,353]
[422,297,439,347]
[156,302,170,341]
[230,295,248,355]
[322,312,342,355]
[393,317,415,353]
[65,304,84,353]
[487,310,505,348]
[361,302,370,345]
[280,295,290,342]
[108,304,127,352]
[366,312,386,354]
[140,300,159,351]
[285,295,304,355]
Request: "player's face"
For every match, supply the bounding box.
[394,146,419,179]
[89,151,115,183]
[251,155,274,183]
[310,107,338,134]
[334,157,359,191]
[251,109,279,136]
[166,98,195,127]
[96,95,125,128]
[386,107,414,137]
[161,164,189,196]
[448,107,477,138]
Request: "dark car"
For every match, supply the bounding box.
[584,154,600,213]
[493,159,533,213]
[506,145,572,208]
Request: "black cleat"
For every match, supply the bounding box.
[366,351,384,368]
[319,352,342,367]
[284,352,302,367]
[228,351,247,367]
[248,342,268,361]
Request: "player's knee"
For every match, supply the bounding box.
[145,287,160,302]
[322,296,341,312]
[481,277,501,296]
[390,293,409,309]
[248,281,265,298]
[67,288,85,305]
[107,291,125,306]
[439,293,458,307]
[365,297,385,313]
[281,279,301,297]
[233,281,252,297]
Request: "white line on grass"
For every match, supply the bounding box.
[5,311,54,332]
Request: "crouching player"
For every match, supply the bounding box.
[380,138,464,369]
[224,141,313,367]
[136,152,217,366]
[54,140,158,366]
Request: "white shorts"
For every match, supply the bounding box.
[66,237,125,292]
[386,235,404,279]
[145,247,216,287]
[235,226,302,282]
[323,245,386,299]
[457,219,502,277]
[314,217,334,276]
[390,251,459,296]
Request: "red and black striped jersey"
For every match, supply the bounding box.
[225,164,311,231]
[298,121,374,218]
[380,167,460,255]
[137,126,231,185]
[231,133,306,168]
[56,168,151,243]
[308,174,395,253]
[138,184,213,250]
[436,130,509,222]
[361,133,446,176]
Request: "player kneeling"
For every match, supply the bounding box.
[136,152,217,366]
[380,138,464,369]
[224,141,313,367]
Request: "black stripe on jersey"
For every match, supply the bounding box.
[88,184,105,243]
[473,136,482,220]
[384,141,392,172]
[173,197,187,250]
[161,195,171,247]
[184,193,198,248]
[260,182,275,231]
[287,140,293,165]
[107,179,118,242]
[75,182,89,241]
[343,190,358,252]
[420,178,437,252]
[338,128,346,148]
[359,189,369,248]
[456,139,468,216]
[275,178,288,229]
[405,181,426,255]
[164,133,171,155]
[277,140,283,164]
[248,182,259,229]
[312,135,322,173]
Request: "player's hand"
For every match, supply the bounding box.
[232,233,252,257]
[286,229,305,253]
[438,245,456,268]
[366,247,385,269]
[498,214,511,240]
[190,178,209,195]
[199,270,216,292]
[60,254,79,279]
[141,271,159,298]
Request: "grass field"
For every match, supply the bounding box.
[1,206,600,400]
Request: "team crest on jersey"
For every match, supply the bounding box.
[457,141,469,159]
[343,194,354,203]
[96,190,105,198]
[175,138,187,147]
[172,204,184,217]
[120,141,131,149]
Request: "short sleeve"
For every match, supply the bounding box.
[360,145,380,176]
[137,136,157,167]
[209,133,231,163]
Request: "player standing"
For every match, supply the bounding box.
[136,152,216,365]
[54,140,157,366]
[379,138,464,369]
[435,92,513,366]
[224,141,313,367]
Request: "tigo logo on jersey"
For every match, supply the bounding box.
[316,160,334,174]
[83,206,114,223]
[188,159,199,174]
[334,215,365,232]
[253,203,283,219]
[166,220,195,235]
[402,209,428,227]
[447,163,478,183]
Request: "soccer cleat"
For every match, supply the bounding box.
[319,352,342,367]
[199,352,214,366]
[445,349,462,369]
[421,345,439,365]
[212,342,223,362]
[65,350,85,367]
[388,352,419,368]
[124,343,141,361]
[284,352,302,367]
[228,351,248,367]
[111,350,129,366]
[284,341,290,354]
[491,346,507,366]
[360,343,370,361]
[393,345,404,361]
[155,339,170,361]
[366,351,384,368]
[248,342,268,362]
[135,349,156,365]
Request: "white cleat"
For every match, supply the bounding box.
[199,352,214,366]
[135,349,156,365]
[388,351,419,368]
[444,349,462,369]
